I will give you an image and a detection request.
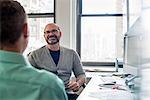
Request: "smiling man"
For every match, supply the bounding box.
[28,23,86,100]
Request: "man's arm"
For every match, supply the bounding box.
[67,75,86,92]
[67,50,86,91]
[76,75,86,88]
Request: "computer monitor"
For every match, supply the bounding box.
[123,9,150,99]
[123,5,150,77]
[123,17,142,77]
[123,0,143,76]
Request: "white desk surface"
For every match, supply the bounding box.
[86,68,123,77]
[77,71,135,100]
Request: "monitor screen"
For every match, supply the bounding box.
[123,7,150,77]
[123,0,142,76]
[123,17,142,76]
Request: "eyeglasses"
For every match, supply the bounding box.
[44,29,59,34]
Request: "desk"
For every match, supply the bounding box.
[77,73,135,100]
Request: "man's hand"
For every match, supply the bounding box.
[67,81,80,92]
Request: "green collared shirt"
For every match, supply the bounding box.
[0,50,68,100]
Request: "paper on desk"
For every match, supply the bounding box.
[88,89,134,100]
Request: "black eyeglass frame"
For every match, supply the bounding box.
[44,29,60,34]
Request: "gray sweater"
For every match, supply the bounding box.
[28,46,86,87]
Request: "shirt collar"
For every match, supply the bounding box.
[0,50,30,66]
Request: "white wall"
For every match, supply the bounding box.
[55,0,76,50]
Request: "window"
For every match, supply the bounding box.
[77,0,125,65]
[16,0,55,56]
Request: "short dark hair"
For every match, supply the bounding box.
[0,0,26,45]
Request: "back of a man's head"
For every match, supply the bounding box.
[0,0,26,46]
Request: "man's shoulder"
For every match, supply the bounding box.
[26,67,64,87]
[38,70,64,87]
[29,46,47,55]
[34,45,46,52]
[61,46,76,53]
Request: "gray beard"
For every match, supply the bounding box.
[47,37,59,45]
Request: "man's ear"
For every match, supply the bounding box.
[43,34,46,38]
[60,31,62,37]
[23,23,29,38]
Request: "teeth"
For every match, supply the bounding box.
[48,38,56,43]
[49,37,56,40]
[49,41,52,43]
[49,37,55,40]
